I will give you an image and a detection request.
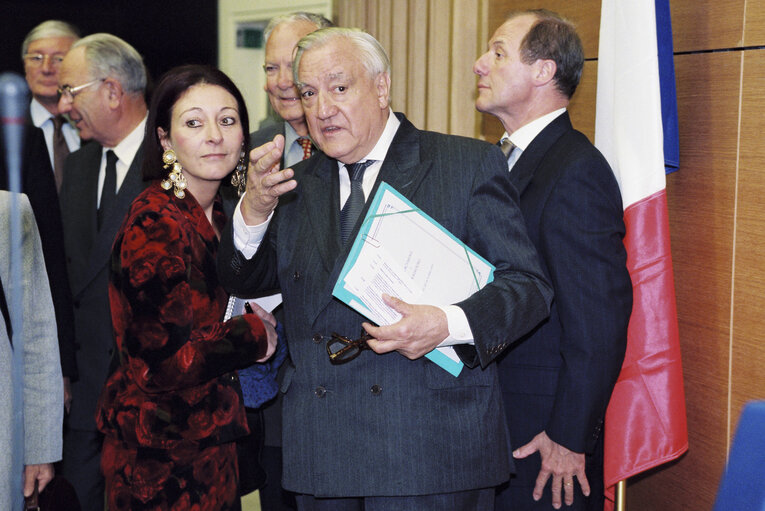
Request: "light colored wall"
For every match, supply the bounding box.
[218,0,333,129]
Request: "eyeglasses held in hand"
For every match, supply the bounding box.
[326,331,373,365]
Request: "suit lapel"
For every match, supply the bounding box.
[510,112,573,195]
[76,147,145,296]
[299,153,342,274]
[64,143,101,294]
[316,114,434,319]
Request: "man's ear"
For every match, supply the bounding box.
[533,59,557,87]
[158,127,172,152]
[376,72,391,109]
[103,78,124,109]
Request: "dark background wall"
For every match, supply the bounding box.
[0,0,217,89]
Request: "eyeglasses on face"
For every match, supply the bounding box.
[24,53,65,68]
[57,78,106,101]
[326,331,374,365]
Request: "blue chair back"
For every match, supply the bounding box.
[713,401,765,511]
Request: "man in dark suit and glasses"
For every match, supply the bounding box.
[474,9,633,511]
[56,33,148,511]
[218,27,553,510]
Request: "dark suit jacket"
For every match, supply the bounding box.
[218,113,553,497]
[250,121,284,160]
[59,140,147,431]
[496,113,632,491]
[0,119,78,380]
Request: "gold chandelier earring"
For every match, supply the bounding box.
[231,148,247,196]
[160,149,187,199]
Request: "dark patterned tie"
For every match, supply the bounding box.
[98,150,118,230]
[51,115,70,192]
[298,137,313,160]
[340,160,374,243]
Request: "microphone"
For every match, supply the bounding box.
[0,72,29,511]
[0,72,29,193]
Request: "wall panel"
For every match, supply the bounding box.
[671,0,745,52]
[732,50,765,419]
[744,1,765,45]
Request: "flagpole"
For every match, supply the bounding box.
[616,480,626,511]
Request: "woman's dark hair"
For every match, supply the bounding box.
[142,64,250,180]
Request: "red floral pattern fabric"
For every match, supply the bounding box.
[96,184,268,508]
[102,436,239,510]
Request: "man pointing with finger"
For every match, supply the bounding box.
[219,27,552,510]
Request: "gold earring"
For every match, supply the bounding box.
[160,149,187,199]
[231,148,247,196]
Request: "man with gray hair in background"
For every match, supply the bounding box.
[219,27,553,510]
[252,12,332,165]
[0,20,81,421]
[56,33,148,510]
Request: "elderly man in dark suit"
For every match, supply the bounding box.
[56,33,148,511]
[0,20,81,413]
[218,27,553,511]
[474,9,633,511]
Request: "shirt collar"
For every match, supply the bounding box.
[104,114,147,165]
[29,98,53,127]
[502,108,566,151]
[351,108,400,164]
[284,121,302,149]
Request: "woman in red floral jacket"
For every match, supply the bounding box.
[96,65,277,510]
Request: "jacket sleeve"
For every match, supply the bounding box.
[540,154,632,453]
[19,195,64,465]
[458,145,553,367]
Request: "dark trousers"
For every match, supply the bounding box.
[295,488,494,511]
[61,428,103,511]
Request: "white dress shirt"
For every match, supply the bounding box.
[97,116,147,207]
[501,107,567,171]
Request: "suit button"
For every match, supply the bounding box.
[312,333,323,344]
[229,373,239,383]
[293,271,301,281]
[370,384,382,395]
[314,386,326,398]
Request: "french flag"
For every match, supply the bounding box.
[594,0,689,508]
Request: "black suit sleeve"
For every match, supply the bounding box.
[541,151,632,453]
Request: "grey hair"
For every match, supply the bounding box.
[264,12,333,46]
[293,27,391,85]
[21,20,80,59]
[71,33,147,95]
